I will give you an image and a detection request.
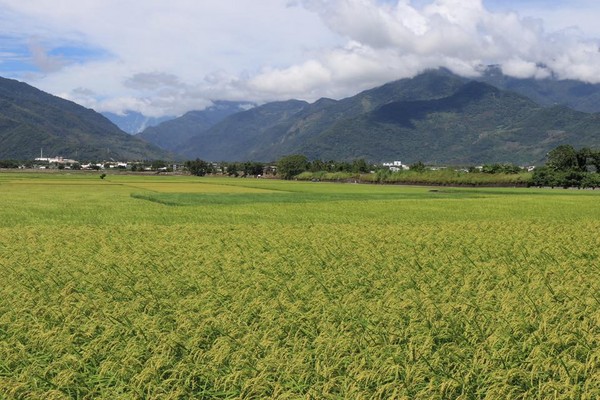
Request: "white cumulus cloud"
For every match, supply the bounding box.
[247,0,600,100]
[1,0,600,116]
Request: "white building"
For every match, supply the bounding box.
[382,160,409,172]
[34,156,78,165]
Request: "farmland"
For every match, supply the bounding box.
[0,172,598,399]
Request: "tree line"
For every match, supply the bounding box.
[3,144,599,188]
[530,145,600,188]
[184,156,374,179]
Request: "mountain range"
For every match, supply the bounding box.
[0,77,172,160]
[137,101,254,152]
[2,69,600,164]
[102,111,174,135]
[140,69,600,164]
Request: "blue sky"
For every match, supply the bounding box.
[0,0,599,117]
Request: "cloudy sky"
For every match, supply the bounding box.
[1,0,600,117]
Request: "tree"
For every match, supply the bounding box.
[242,161,264,177]
[0,160,19,168]
[334,161,352,172]
[562,170,584,188]
[351,159,369,173]
[581,173,600,189]
[410,161,426,173]
[502,164,522,174]
[185,159,213,176]
[151,160,167,170]
[309,160,327,172]
[277,154,308,179]
[530,167,559,188]
[592,150,600,173]
[224,162,240,176]
[547,145,578,171]
[576,147,592,171]
[481,163,521,174]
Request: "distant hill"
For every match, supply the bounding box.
[175,70,599,164]
[291,81,600,164]
[180,69,468,161]
[102,111,175,134]
[8,69,598,164]
[0,77,173,160]
[138,101,255,152]
[178,99,309,161]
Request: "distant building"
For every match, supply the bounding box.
[81,163,103,170]
[35,156,77,165]
[382,160,409,172]
[107,162,128,169]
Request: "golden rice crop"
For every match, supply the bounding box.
[0,173,598,399]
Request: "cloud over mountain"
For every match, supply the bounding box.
[1,0,600,117]
[252,0,600,98]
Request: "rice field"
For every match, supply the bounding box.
[0,172,598,399]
